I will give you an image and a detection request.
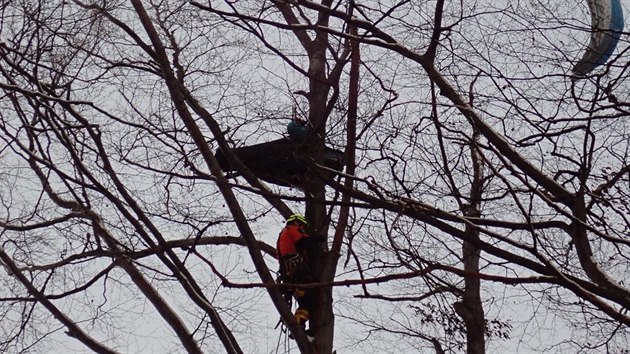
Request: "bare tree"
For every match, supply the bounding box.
[0,0,629,353]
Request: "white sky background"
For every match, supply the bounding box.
[0,0,629,353]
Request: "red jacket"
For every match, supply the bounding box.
[276,224,310,258]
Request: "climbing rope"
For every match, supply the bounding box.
[274,314,292,353]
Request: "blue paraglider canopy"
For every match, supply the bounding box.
[572,0,624,78]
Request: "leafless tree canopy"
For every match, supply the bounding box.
[0,0,628,353]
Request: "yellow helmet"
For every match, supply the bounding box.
[286,213,307,225]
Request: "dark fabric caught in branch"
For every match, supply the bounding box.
[214,138,344,188]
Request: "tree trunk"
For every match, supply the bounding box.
[455,132,486,354]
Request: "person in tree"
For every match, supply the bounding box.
[286,118,311,142]
[276,213,322,336]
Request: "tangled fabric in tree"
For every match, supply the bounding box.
[214,138,344,189]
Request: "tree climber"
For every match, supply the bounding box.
[276,213,323,338]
